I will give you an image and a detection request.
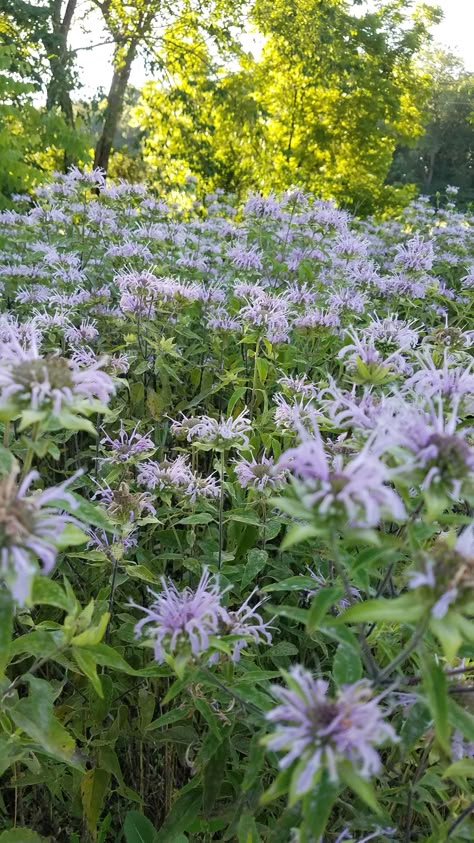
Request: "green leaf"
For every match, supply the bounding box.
[56,524,89,549]
[0,590,13,675]
[55,410,96,434]
[73,648,103,698]
[307,586,342,633]
[6,675,76,764]
[154,790,201,843]
[443,759,474,779]
[263,576,317,593]
[0,831,47,842]
[339,765,383,814]
[430,614,463,661]
[265,604,309,624]
[81,768,111,841]
[400,702,431,750]
[203,740,228,816]
[333,643,362,686]
[422,655,450,754]
[0,444,13,474]
[340,594,425,624]
[178,512,214,525]
[71,611,110,647]
[237,814,260,843]
[227,386,247,415]
[281,523,319,550]
[448,699,474,742]
[123,811,158,843]
[241,549,268,590]
[301,771,340,839]
[31,576,76,612]
[70,495,113,530]
[124,564,161,584]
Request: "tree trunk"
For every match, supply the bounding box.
[93,40,138,174]
[46,0,77,125]
[45,0,78,170]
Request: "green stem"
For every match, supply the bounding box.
[330,529,380,680]
[20,422,40,479]
[250,337,260,418]
[3,420,10,449]
[218,449,226,570]
[378,617,429,682]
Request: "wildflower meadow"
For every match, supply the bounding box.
[1,168,474,842]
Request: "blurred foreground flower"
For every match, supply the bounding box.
[0,466,79,604]
[277,417,405,528]
[264,666,397,796]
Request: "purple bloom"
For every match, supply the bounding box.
[234,455,287,492]
[404,351,474,401]
[452,730,474,761]
[305,569,360,610]
[171,410,250,451]
[132,569,228,662]
[0,336,115,417]
[224,589,274,661]
[277,418,405,528]
[394,234,434,272]
[0,466,79,604]
[382,399,474,498]
[99,424,155,464]
[93,482,156,523]
[265,667,397,793]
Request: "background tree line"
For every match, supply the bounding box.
[0,0,473,213]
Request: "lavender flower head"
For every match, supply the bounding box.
[171,410,251,451]
[99,423,155,464]
[132,569,229,663]
[224,588,274,662]
[277,417,405,528]
[265,666,397,794]
[0,335,115,419]
[0,466,79,604]
[234,455,287,492]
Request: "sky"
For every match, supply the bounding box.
[70,0,474,98]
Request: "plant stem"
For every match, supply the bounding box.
[218,449,226,569]
[330,529,380,680]
[199,665,263,717]
[378,617,429,682]
[20,422,40,479]
[250,337,260,418]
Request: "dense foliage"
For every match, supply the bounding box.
[1,170,474,841]
[4,0,474,213]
